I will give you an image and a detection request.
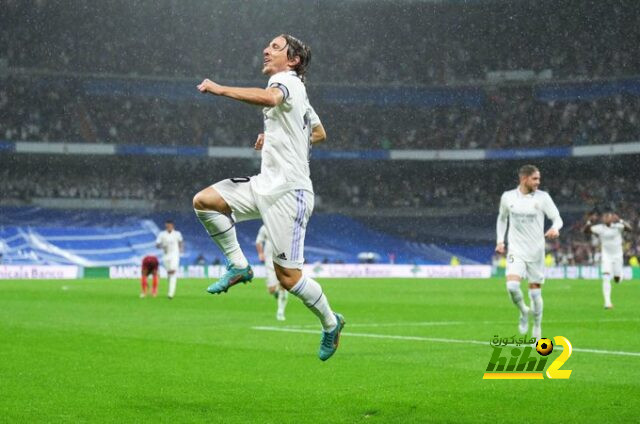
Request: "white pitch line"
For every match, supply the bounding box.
[251,326,640,357]
[284,321,468,329]
[283,317,640,329]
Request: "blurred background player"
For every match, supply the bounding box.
[155,220,184,299]
[192,34,344,361]
[583,212,632,309]
[256,224,288,321]
[496,165,563,341]
[140,254,159,298]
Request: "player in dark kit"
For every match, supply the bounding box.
[140,255,159,298]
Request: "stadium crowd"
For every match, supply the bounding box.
[3,0,639,85]
[2,158,639,267]
[2,78,640,151]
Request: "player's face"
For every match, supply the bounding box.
[603,213,613,225]
[165,222,174,232]
[262,36,296,76]
[520,171,540,193]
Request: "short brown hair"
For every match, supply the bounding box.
[518,164,539,177]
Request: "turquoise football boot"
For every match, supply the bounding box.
[207,264,254,294]
[318,313,345,361]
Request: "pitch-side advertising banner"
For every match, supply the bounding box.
[107,264,493,279]
[0,265,81,279]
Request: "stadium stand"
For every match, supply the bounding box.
[0,207,484,266]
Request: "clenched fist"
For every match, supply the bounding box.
[197,79,223,95]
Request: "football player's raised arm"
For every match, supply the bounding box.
[620,219,633,232]
[581,220,594,234]
[197,79,284,107]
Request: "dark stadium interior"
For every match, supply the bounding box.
[2,0,640,266]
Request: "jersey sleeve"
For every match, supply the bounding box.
[496,193,509,244]
[307,104,321,128]
[267,73,296,102]
[155,232,163,245]
[543,193,563,230]
[177,231,183,242]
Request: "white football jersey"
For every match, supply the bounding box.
[255,225,274,265]
[251,71,321,197]
[497,188,563,262]
[590,223,624,259]
[156,230,183,257]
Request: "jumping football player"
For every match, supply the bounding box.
[496,165,563,342]
[583,212,632,309]
[193,34,344,360]
[155,220,184,299]
[256,224,288,321]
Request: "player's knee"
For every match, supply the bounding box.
[192,191,205,209]
[275,271,300,289]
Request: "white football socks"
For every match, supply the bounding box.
[529,288,543,338]
[195,209,248,269]
[506,280,528,315]
[168,273,177,298]
[290,275,337,331]
[602,274,612,307]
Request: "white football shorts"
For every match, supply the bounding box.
[213,177,314,270]
[163,255,180,272]
[601,255,623,278]
[506,253,545,284]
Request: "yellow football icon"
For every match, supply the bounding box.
[536,338,554,356]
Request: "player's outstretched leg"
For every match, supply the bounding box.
[529,287,543,340]
[602,273,613,309]
[286,273,344,361]
[506,280,530,334]
[194,208,253,294]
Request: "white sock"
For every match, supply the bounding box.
[168,274,177,298]
[277,287,288,315]
[529,288,543,334]
[602,274,612,306]
[506,281,528,315]
[195,209,248,268]
[290,275,337,331]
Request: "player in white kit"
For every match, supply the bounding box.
[496,165,563,341]
[155,220,184,299]
[256,224,288,321]
[583,212,631,309]
[192,35,344,360]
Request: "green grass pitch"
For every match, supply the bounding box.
[1,277,639,423]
